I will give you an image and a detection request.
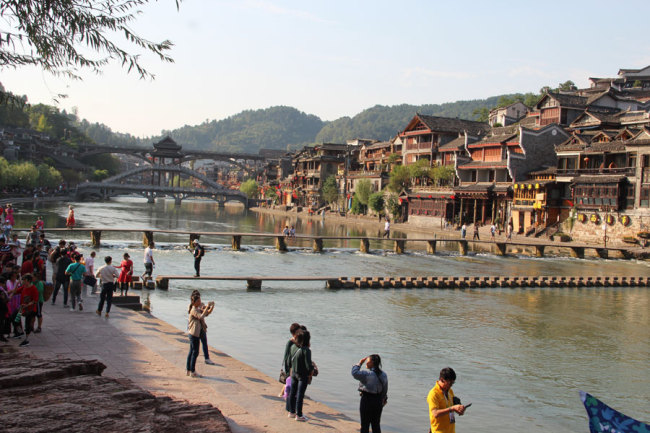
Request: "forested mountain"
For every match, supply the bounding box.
[1,80,546,153]
[159,106,324,152]
[314,98,502,143]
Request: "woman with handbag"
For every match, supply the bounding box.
[286,329,313,422]
[352,354,388,433]
[279,323,301,397]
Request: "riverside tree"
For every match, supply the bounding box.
[368,192,385,216]
[354,179,373,214]
[240,179,259,198]
[0,0,179,82]
[320,175,339,206]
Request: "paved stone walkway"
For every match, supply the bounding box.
[4,297,359,433]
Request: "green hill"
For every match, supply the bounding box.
[159,106,324,153]
[1,82,539,153]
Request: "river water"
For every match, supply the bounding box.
[16,197,650,432]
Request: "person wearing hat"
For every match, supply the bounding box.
[117,252,134,296]
[192,239,204,277]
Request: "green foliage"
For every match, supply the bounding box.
[428,165,455,187]
[320,175,339,205]
[12,161,39,188]
[240,179,259,198]
[408,159,430,181]
[265,187,279,204]
[355,179,373,206]
[59,168,82,185]
[349,195,362,215]
[368,192,384,214]
[0,0,177,80]
[386,194,401,220]
[37,164,63,187]
[472,107,489,122]
[80,154,121,175]
[92,169,110,181]
[388,165,410,192]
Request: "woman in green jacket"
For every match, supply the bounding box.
[286,329,314,422]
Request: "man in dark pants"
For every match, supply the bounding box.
[95,256,120,318]
[193,239,203,277]
[52,249,71,306]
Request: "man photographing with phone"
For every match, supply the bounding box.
[427,367,468,433]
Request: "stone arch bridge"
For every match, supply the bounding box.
[75,164,249,206]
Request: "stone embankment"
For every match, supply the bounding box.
[0,348,230,433]
[327,275,650,289]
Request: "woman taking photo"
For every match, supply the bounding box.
[351,354,388,433]
[186,292,214,378]
[286,329,313,422]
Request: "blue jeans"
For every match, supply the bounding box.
[186,335,200,372]
[200,329,210,359]
[286,375,308,416]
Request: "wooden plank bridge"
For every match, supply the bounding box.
[152,274,650,290]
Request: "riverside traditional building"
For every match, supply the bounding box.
[285,143,349,208]
[455,124,569,231]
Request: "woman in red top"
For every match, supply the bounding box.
[66,205,75,229]
[117,252,133,296]
[19,274,39,347]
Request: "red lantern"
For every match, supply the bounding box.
[398,198,403,204]
[450,195,456,200]
[417,195,421,198]
[441,196,446,199]
[428,195,432,199]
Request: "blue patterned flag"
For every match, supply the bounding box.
[580,391,649,433]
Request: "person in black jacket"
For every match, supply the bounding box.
[286,329,314,422]
[52,249,71,306]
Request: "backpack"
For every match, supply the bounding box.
[199,245,205,257]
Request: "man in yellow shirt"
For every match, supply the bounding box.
[427,367,467,433]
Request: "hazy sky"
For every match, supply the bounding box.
[2,0,649,137]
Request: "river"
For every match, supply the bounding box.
[14,197,650,432]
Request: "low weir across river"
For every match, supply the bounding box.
[39,227,649,259]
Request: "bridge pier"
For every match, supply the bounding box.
[143,231,154,248]
[426,240,436,254]
[359,238,370,254]
[147,194,155,204]
[175,196,182,205]
[189,233,200,248]
[313,238,323,253]
[595,248,608,259]
[394,240,405,254]
[275,236,287,252]
[232,235,241,250]
[156,277,169,290]
[570,247,585,259]
[246,279,262,291]
[91,230,102,248]
[458,240,468,256]
[495,242,507,256]
[535,245,545,258]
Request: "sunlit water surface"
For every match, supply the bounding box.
[16,197,650,432]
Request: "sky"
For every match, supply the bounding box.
[2,0,650,138]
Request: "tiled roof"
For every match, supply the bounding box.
[364,141,392,150]
[417,114,489,135]
[547,92,588,109]
[438,136,466,151]
[585,142,626,152]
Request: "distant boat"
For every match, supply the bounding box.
[580,391,649,433]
